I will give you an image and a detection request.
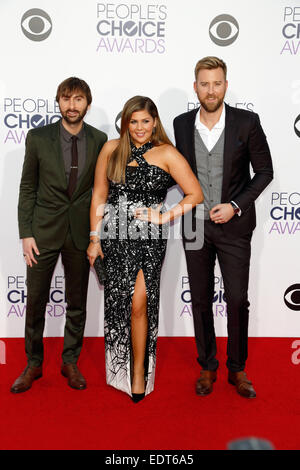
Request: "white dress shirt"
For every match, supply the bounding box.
[195,104,226,152]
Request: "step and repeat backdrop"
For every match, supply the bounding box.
[0,0,299,339]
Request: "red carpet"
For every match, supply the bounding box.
[0,337,299,450]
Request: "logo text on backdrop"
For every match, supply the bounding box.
[281,6,300,55]
[269,192,300,235]
[96,3,167,53]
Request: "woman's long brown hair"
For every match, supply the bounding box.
[107,96,172,183]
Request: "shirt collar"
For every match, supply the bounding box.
[60,119,85,142]
[195,103,226,132]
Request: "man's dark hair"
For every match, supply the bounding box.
[56,77,92,105]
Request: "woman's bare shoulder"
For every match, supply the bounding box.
[156,143,182,160]
[99,138,119,160]
[103,138,119,152]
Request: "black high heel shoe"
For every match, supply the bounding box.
[131,392,145,403]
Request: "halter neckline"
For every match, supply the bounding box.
[130,141,153,155]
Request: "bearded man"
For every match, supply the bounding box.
[11,77,107,393]
[173,57,273,398]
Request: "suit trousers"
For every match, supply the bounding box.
[184,219,252,372]
[25,229,90,367]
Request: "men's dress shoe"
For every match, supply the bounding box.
[228,371,256,398]
[196,370,217,396]
[61,363,86,390]
[10,366,43,394]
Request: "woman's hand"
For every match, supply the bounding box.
[87,240,104,266]
[134,204,163,225]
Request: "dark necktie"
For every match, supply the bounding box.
[68,135,78,198]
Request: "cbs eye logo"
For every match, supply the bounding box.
[209,14,239,46]
[115,111,122,134]
[294,114,300,138]
[284,284,300,311]
[21,9,52,42]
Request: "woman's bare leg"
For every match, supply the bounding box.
[131,269,148,394]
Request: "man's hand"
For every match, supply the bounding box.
[210,203,235,224]
[22,237,40,267]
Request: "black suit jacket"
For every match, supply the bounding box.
[173,103,273,238]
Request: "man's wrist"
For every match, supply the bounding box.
[230,201,241,216]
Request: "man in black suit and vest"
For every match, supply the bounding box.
[173,57,273,398]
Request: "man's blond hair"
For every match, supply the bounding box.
[194,56,227,80]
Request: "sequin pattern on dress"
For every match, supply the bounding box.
[101,141,173,396]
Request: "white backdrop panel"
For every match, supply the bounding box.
[0,0,300,338]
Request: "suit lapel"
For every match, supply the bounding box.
[185,108,198,175]
[221,104,238,202]
[50,120,68,190]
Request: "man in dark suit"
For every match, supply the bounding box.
[173,57,273,398]
[11,77,107,393]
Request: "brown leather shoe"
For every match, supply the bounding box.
[61,364,86,390]
[11,366,43,394]
[196,370,217,396]
[228,371,256,398]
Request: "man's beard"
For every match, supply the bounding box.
[60,106,88,124]
[199,95,224,113]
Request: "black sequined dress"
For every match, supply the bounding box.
[101,142,172,396]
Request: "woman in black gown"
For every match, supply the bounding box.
[87,96,202,402]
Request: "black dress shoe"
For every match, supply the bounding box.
[131,392,145,403]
